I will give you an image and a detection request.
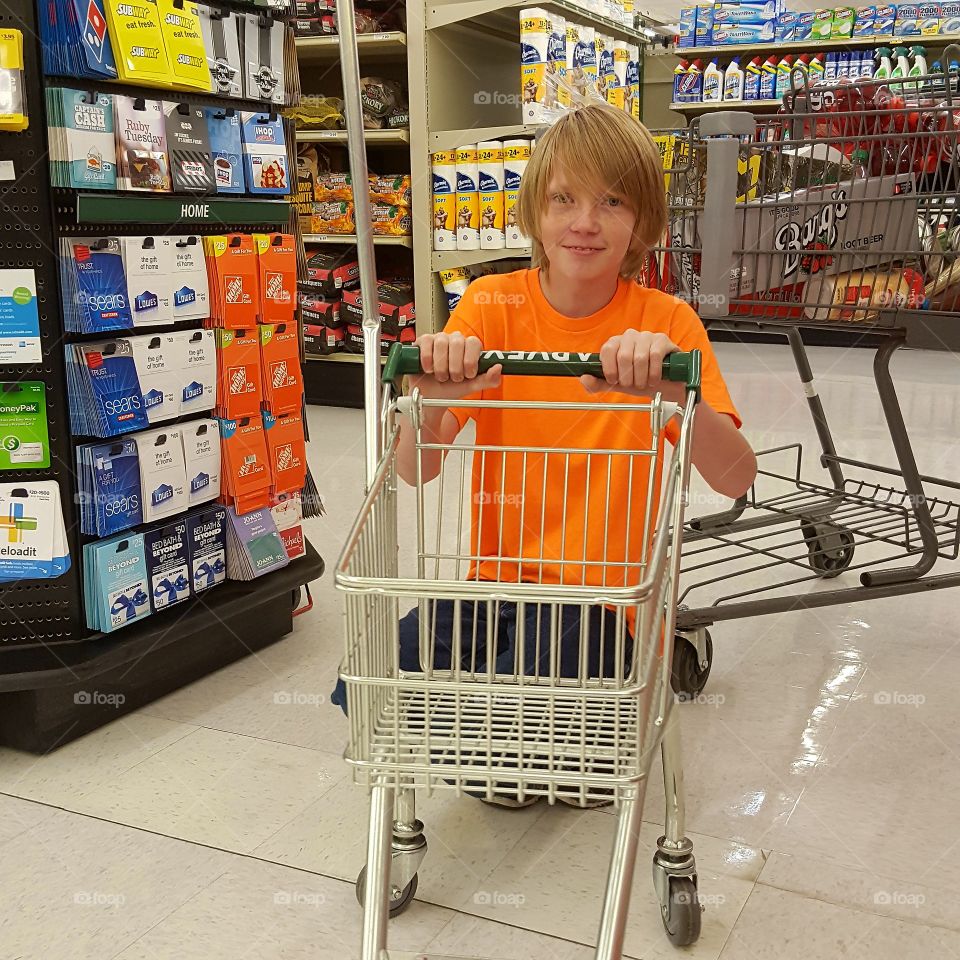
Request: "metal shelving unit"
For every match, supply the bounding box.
[297,128,410,145]
[304,233,413,246]
[670,98,781,113]
[410,0,652,333]
[295,31,408,62]
[684,31,960,58]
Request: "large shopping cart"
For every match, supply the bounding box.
[335,344,706,959]
[645,62,960,697]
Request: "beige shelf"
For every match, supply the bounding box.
[296,128,410,145]
[305,352,387,363]
[430,122,544,153]
[427,0,647,44]
[295,31,408,62]
[431,246,532,270]
[670,99,781,113]
[681,32,960,57]
[303,233,413,247]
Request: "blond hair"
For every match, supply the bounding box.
[515,104,668,278]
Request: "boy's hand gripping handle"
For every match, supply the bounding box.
[383,343,702,399]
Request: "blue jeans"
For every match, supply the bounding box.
[331,599,634,715]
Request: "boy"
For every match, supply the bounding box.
[333,105,756,805]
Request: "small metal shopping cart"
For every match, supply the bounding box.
[645,62,960,697]
[335,344,706,959]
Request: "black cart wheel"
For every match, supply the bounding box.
[661,876,702,947]
[355,865,418,918]
[802,523,855,579]
[291,586,303,611]
[671,631,713,701]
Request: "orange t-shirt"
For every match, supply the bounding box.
[442,267,741,594]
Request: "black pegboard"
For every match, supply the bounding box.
[0,0,84,646]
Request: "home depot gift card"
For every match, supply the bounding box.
[215,327,263,419]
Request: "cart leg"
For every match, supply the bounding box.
[787,327,845,490]
[653,710,701,946]
[594,779,649,960]
[356,785,428,922]
[360,785,394,960]
[863,337,940,586]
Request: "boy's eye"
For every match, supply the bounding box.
[552,192,571,204]
[605,196,623,207]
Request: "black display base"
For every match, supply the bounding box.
[0,543,324,754]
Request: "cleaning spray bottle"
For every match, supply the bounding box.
[724,57,744,100]
[775,55,795,99]
[744,55,763,100]
[909,45,928,81]
[688,58,704,102]
[808,52,825,86]
[674,58,690,102]
[874,46,894,81]
[891,45,911,91]
[760,54,779,100]
[703,58,723,102]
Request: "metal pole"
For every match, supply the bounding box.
[336,0,382,487]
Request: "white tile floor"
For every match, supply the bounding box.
[2,342,959,959]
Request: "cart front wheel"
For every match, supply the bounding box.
[671,631,713,701]
[802,523,855,578]
[355,865,418,918]
[661,876,702,946]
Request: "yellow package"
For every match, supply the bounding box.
[156,0,211,92]
[0,30,26,132]
[315,172,353,202]
[371,203,411,236]
[433,193,456,246]
[369,174,411,205]
[314,200,355,235]
[104,0,172,87]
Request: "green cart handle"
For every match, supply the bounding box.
[383,343,702,399]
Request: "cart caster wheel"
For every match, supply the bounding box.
[291,587,303,611]
[802,523,855,579]
[660,876,702,947]
[355,865,419,918]
[671,631,712,701]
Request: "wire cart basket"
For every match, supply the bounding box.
[645,60,960,696]
[335,345,707,959]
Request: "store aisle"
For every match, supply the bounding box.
[0,343,958,959]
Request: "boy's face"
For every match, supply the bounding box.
[540,173,636,285]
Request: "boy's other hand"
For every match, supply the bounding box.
[581,330,686,403]
[412,332,503,400]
